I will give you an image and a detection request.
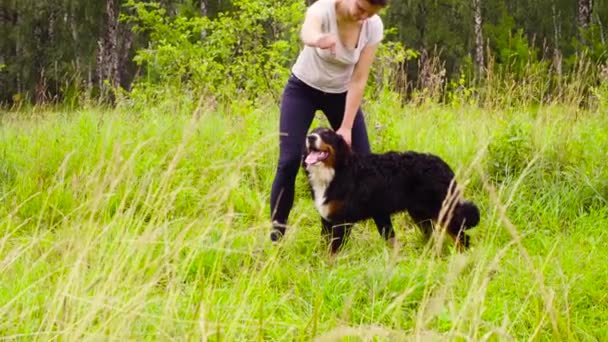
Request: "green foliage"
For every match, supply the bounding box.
[446,67,478,108]
[485,9,540,79]
[486,118,534,183]
[567,23,608,69]
[2,0,608,109]
[124,0,304,105]
[0,1,107,106]
[591,65,608,111]
[369,30,420,98]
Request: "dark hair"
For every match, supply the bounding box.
[367,0,388,6]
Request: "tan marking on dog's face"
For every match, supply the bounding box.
[305,130,337,169]
[317,141,336,169]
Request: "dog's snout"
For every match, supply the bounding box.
[307,135,317,147]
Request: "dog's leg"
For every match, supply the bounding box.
[372,216,397,250]
[330,223,352,254]
[409,210,434,242]
[321,218,333,245]
[321,220,352,254]
[373,216,395,241]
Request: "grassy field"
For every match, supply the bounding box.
[1,96,607,341]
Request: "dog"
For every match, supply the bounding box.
[302,127,480,254]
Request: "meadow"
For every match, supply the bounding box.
[1,94,607,341]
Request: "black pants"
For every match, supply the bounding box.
[269,74,393,241]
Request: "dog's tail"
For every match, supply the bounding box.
[452,200,480,230]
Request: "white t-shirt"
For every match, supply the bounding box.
[291,0,384,93]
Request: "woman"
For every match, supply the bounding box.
[269,0,394,246]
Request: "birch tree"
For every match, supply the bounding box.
[473,0,485,75]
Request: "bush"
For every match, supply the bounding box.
[591,63,608,112]
[486,118,534,183]
[123,0,305,105]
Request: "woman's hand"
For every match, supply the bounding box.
[336,126,352,147]
[315,34,337,54]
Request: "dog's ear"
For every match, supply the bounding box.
[330,130,350,151]
[331,131,353,168]
[336,135,352,154]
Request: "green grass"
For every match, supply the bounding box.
[1,97,607,341]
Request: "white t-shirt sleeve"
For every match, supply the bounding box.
[306,0,331,33]
[366,15,384,46]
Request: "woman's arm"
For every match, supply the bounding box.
[336,41,380,146]
[300,4,337,52]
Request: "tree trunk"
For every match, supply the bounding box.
[0,5,5,27]
[577,0,592,29]
[33,4,47,104]
[473,0,484,75]
[48,4,56,44]
[576,0,592,49]
[68,0,81,82]
[0,6,5,69]
[160,0,177,16]
[118,22,133,89]
[15,12,22,96]
[96,0,120,100]
[200,0,208,40]
[68,0,78,42]
[551,3,562,78]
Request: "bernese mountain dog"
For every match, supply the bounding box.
[302,127,480,254]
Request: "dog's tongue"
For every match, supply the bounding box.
[305,151,326,165]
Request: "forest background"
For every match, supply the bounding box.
[1,0,607,108]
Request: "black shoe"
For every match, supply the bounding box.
[270,221,287,242]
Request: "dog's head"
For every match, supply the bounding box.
[304,127,351,170]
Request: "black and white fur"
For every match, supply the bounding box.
[302,127,480,254]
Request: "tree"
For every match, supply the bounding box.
[577,0,592,49]
[578,0,592,29]
[96,0,120,99]
[473,0,485,75]
[201,0,208,39]
[551,1,563,77]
